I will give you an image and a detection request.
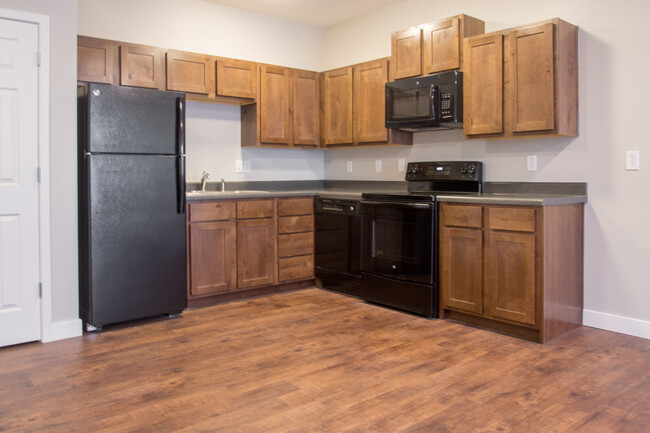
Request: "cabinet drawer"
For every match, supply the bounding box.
[278,255,314,281]
[277,197,313,216]
[278,215,313,234]
[441,204,482,228]
[237,200,274,219]
[488,207,536,232]
[278,232,313,258]
[189,201,235,222]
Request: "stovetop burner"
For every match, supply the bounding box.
[361,161,483,202]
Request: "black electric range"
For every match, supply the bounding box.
[359,161,483,317]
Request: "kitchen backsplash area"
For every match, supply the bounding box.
[185,101,324,183]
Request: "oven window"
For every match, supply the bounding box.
[361,203,434,285]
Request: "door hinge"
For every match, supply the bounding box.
[37,167,41,183]
[36,51,41,67]
[39,283,43,298]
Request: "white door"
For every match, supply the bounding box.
[0,18,41,346]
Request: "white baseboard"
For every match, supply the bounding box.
[41,318,83,343]
[583,309,650,340]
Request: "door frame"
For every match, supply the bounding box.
[0,8,54,342]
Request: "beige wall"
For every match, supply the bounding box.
[322,0,650,336]
[0,0,79,327]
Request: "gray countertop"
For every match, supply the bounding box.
[186,188,587,206]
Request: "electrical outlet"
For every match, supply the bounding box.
[398,159,406,172]
[375,160,382,172]
[346,161,353,173]
[625,151,640,170]
[527,155,538,172]
[243,160,251,173]
[235,160,243,173]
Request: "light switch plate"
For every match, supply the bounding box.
[235,160,243,173]
[398,159,406,172]
[375,160,382,172]
[626,151,640,170]
[527,155,538,172]
[346,161,353,173]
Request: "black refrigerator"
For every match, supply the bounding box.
[78,83,187,331]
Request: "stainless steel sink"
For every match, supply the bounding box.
[186,190,270,196]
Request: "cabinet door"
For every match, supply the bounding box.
[440,227,483,314]
[485,231,536,325]
[216,58,257,99]
[292,70,320,146]
[508,23,555,133]
[166,50,214,95]
[464,34,504,135]
[260,65,292,144]
[77,36,118,84]
[237,218,276,288]
[390,27,422,79]
[120,44,164,89]
[422,17,460,73]
[320,67,353,145]
[188,221,236,297]
[354,59,389,144]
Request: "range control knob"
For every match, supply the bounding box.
[408,165,420,175]
[461,165,468,174]
[468,165,476,175]
[349,206,355,212]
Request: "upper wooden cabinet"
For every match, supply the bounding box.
[242,65,320,148]
[320,66,353,146]
[77,36,119,85]
[216,58,257,99]
[166,50,215,96]
[390,27,422,80]
[354,59,389,143]
[321,59,411,147]
[120,43,165,89]
[390,14,484,80]
[464,18,578,139]
[292,70,320,147]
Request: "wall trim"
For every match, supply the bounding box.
[41,319,83,343]
[583,309,650,340]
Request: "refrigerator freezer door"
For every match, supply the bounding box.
[82,154,187,328]
[84,83,184,155]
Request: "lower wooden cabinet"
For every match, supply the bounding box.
[439,202,583,343]
[186,197,315,306]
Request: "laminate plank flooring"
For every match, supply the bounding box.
[1,288,648,432]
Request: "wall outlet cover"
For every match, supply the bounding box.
[346,161,353,173]
[527,155,538,172]
[398,159,406,172]
[243,160,251,173]
[625,151,640,170]
[235,160,243,173]
[375,160,382,172]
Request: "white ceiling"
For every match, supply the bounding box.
[204,0,407,27]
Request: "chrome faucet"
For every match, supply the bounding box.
[200,171,210,191]
[220,178,226,192]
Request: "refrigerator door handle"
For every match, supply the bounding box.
[177,155,186,214]
[176,97,185,155]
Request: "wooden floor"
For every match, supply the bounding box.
[1,289,649,433]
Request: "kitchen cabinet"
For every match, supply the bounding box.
[463,18,578,139]
[187,201,237,298]
[120,43,165,89]
[321,59,412,147]
[216,58,257,99]
[166,50,215,96]
[439,202,584,343]
[242,66,320,148]
[389,14,484,80]
[277,197,314,281]
[236,200,276,289]
[77,36,119,85]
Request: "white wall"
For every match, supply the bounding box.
[78,0,326,183]
[323,0,650,337]
[0,0,80,330]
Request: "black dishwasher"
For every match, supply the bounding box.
[314,197,362,296]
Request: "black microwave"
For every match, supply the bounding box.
[385,70,463,131]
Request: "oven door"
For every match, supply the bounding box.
[360,200,435,285]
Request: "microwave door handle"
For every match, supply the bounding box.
[430,84,439,121]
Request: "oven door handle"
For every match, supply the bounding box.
[362,200,433,209]
[371,220,376,258]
